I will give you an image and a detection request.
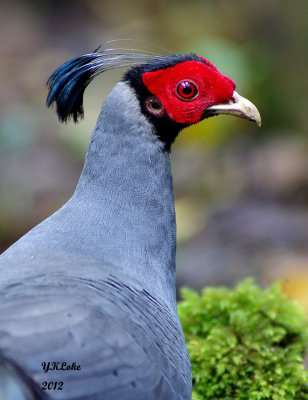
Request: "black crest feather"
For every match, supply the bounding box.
[46,45,169,123]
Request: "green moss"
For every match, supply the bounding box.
[178,279,308,399]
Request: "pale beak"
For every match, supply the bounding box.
[205,91,261,127]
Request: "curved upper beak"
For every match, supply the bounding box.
[205,91,261,127]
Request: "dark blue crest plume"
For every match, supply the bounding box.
[46,43,170,123]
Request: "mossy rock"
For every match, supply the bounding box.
[178,279,308,399]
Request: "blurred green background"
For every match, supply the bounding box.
[1,0,308,308]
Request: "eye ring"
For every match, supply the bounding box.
[177,81,198,100]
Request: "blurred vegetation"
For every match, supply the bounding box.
[1,0,308,308]
[178,279,308,399]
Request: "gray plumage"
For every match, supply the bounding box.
[0,82,191,399]
[0,45,260,399]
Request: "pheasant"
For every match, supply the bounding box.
[0,46,260,400]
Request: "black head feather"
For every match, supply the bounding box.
[46,47,169,123]
[46,53,102,123]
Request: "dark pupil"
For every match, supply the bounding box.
[182,84,192,95]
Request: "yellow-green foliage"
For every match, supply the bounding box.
[178,279,308,399]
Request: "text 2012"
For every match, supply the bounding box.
[42,381,63,390]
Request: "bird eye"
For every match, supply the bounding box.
[177,81,198,100]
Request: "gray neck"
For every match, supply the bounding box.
[72,82,177,307]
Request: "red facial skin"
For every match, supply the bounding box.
[142,58,236,125]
